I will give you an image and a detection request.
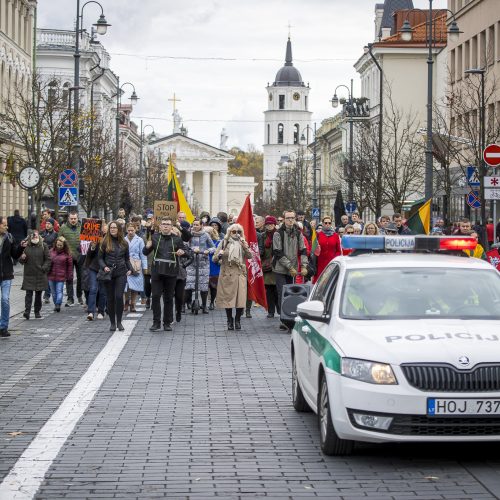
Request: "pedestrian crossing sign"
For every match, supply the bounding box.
[59,186,78,206]
[466,166,480,187]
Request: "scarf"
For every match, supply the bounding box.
[322,227,335,236]
[226,237,244,267]
[265,228,276,248]
[191,229,204,237]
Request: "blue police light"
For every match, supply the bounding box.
[342,235,385,250]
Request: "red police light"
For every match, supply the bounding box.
[438,237,477,251]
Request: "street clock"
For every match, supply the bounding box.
[18,165,41,190]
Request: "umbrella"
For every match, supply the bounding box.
[333,190,346,226]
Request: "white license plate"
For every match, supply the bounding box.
[427,398,500,416]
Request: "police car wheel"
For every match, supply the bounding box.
[292,354,311,412]
[318,374,354,456]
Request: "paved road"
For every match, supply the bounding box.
[0,297,499,499]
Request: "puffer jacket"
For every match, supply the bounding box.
[47,248,73,282]
[98,238,132,277]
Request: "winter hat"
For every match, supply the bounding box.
[46,218,56,226]
[265,216,277,225]
[180,220,191,230]
[209,217,222,232]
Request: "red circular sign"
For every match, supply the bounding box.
[483,143,500,167]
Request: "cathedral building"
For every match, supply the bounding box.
[263,37,312,202]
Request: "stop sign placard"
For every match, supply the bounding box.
[484,144,500,167]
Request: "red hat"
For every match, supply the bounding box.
[265,216,277,225]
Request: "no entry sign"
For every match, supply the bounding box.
[484,144,500,167]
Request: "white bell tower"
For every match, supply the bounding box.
[263,37,312,202]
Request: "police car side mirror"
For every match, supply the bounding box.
[297,300,329,323]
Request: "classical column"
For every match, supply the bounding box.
[202,170,211,212]
[219,170,228,213]
[185,170,194,191]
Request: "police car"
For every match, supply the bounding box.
[291,235,500,455]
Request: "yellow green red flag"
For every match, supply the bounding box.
[166,159,195,223]
[406,198,431,235]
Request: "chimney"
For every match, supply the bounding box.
[381,27,391,39]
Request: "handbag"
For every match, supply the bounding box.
[130,258,142,275]
[97,269,112,282]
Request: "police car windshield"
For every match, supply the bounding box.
[340,268,500,320]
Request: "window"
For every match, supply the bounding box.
[450,49,455,83]
[480,30,487,68]
[48,80,58,103]
[471,36,478,68]
[457,44,463,79]
[488,25,495,66]
[277,123,284,144]
[293,123,299,144]
[62,82,70,107]
[305,95,308,110]
[311,263,340,316]
[267,124,270,144]
[464,40,470,71]
[279,94,285,109]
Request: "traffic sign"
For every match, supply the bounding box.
[59,187,78,206]
[485,189,500,200]
[345,201,357,213]
[466,166,480,187]
[484,176,500,187]
[311,207,320,219]
[466,190,481,208]
[483,144,500,167]
[59,169,78,187]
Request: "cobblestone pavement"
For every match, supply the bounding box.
[0,298,499,499]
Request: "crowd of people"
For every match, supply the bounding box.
[0,207,496,338]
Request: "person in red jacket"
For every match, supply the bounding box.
[47,236,73,312]
[40,209,60,232]
[313,216,341,283]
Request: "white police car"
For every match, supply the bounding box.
[291,235,500,455]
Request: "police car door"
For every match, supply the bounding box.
[301,263,340,400]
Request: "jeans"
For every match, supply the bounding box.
[0,280,12,330]
[49,281,64,305]
[105,274,127,325]
[66,257,82,301]
[87,269,107,314]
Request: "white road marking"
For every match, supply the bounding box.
[0,320,138,500]
[485,153,500,158]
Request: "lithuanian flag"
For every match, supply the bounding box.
[311,227,320,256]
[406,198,431,235]
[166,159,195,223]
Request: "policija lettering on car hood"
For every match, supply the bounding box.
[385,332,499,342]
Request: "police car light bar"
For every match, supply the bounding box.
[342,235,477,252]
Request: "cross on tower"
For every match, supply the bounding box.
[287,21,293,38]
[168,92,181,113]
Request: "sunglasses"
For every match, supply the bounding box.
[231,230,242,234]
[345,231,354,234]
[323,221,332,225]
[278,219,283,222]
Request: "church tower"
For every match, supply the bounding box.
[263,37,312,202]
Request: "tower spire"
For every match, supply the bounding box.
[285,37,293,66]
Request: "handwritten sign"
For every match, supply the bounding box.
[154,200,178,221]
[80,218,103,243]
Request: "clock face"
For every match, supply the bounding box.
[293,92,300,101]
[19,166,41,189]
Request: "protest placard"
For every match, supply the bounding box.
[80,218,103,243]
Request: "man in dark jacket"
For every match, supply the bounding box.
[0,216,26,336]
[143,217,185,331]
[7,209,27,244]
[40,219,58,248]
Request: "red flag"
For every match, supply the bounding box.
[238,194,268,309]
[486,249,500,271]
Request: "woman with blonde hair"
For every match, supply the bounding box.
[213,223,252,330]
[362,222,380,235]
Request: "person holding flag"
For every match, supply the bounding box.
[166,159,195,224]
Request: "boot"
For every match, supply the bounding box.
[226,308,234,330]
[150,322,161,331]
[235,308,243,330]
[146,298,151,309]
[201,291,209,314]
[176,309,182,322]
[130,292,137,312]
[23,310,30,320]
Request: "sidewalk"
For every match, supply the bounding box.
[9,266,26,319]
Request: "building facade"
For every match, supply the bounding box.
[0,0,36,217]
[263,37,312,202]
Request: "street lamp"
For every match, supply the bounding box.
[465,68,486,224]
[299,124,319,221]
[139,121,155,211]
[331,81,354,202]
[398,4,461,203]
[73,0,110,214]
[114,81,139,216]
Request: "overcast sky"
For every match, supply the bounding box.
[37,0,446,151]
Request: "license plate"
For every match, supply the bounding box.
[427,398,500,416]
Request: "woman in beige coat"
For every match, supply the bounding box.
[213,223,252,330]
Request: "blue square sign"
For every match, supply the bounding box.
[59,187,78,206]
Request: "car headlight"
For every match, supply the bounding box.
[341,358,398,385]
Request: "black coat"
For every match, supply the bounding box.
[0,233,24,281]
[98,238,132,277]
[41,230,58,249]
[21,242,51,291]
[143,232,184,278]
[7,215,27,242]
[85,243,101,272]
